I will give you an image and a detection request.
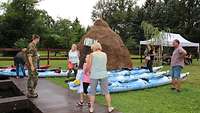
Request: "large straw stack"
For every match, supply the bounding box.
[78,19,132,70]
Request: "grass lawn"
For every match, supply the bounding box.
[0,60,67,69]
[0,59,200,113]
[96,60,200,113]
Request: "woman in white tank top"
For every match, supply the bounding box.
[68,44,80,76]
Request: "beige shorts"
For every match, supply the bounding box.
[89,77,109,96]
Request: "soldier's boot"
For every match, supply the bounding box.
[32,90,38,98]
[27,89,38,98]
[31,93,38,98]
[27,93,38,98]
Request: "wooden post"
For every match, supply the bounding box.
[47,48,50,65]
[198,46,200,61]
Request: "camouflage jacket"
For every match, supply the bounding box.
[26,42,38,68]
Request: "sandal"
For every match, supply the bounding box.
[76,101,84,106]
[108,107,114,113]
[176,89,181,93]
[171,87,176,90]
[89,107,94,113]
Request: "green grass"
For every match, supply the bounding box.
[0,60,67,69]
[38,51,66,57]
[0,59,200,113]
[0,60,14,66]
[48,60,67,69]
[96,61,200,113]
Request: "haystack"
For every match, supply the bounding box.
[78,19,132,70]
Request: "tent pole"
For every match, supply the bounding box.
[159,45,161,65]
[161,45,163,65]
[139,45,142,63]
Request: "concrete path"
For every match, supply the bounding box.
[12,78,121,113]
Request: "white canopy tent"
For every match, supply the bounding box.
[139,33,200,63]
[140,33,199,47]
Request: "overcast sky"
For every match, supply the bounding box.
[37,0,146,27]
[1,0,146,27]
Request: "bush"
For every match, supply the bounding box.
[14,38,29,48]
[126,37,139,50]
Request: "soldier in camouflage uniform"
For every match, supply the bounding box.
[26,34,40,98]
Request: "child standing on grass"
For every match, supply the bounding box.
[77,55,91,106]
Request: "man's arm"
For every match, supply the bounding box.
[28,55,33,67]
[179,48,187,57]
[28,55,35,71]
[26,44,35,71]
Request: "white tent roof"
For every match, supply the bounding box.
[140,33,199,47]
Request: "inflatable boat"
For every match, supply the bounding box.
[68,71,189,93]
[96,72,189,93]
[108,66,163,77]
[68,66,163,90]
[108,71,167,83]
[0,69,68,77]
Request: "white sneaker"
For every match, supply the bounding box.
[108,107,114,113]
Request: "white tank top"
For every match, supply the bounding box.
[68,50,79,64]
[90,51,108,79]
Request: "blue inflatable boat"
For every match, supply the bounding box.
[68,67,163,91]
[68,70,189,93]
[108,71,167,83]
[0,69,68,77]
[108,66,163,77]
[96,73,189,93]
[0,66,163,78]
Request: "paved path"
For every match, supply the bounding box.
[12,78,121,113]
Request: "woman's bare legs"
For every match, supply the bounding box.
[105,94,111,107]
[77,93,84,106]
[80,93,84,102]
[105,94,114,112]
[89,95,95,112]
[89,94,112,112]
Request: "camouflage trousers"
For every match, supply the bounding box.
[27,69,38,95]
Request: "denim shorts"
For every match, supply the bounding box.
[89,77,109,96]
[171,66,182,79]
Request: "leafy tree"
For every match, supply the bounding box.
[42,34,65,48]
[0,0,86,50]
[51,18,85,49]
[0,0,39,47]
[69,17,85,46]
[142,0,200,43]
[92,0,144,50]
[32,9,55,48]
[125,37,138,51]
[52,18,72,49]
[14,38,29,48]
[179,0,200,42]
[141,21,160,40]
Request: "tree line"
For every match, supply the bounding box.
[92,0,200,50]
[0,0,199,51]
[0,0,85,50]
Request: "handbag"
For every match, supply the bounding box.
[68,61,74,69]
